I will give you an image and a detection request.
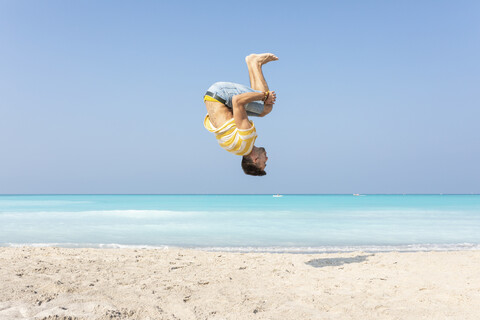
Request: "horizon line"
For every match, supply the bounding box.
[1,193,479,196]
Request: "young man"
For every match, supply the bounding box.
[203,53,278,176]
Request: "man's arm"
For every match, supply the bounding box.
[232,91,276,127]
[231,92,265,129]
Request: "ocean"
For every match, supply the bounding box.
[1,194,479,253]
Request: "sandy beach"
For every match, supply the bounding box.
[0,248,479,320]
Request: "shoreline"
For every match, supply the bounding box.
[2,243,480,253]
[1,247,479,319]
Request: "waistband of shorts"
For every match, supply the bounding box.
[204,91,226,105]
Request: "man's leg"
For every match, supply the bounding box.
[245,53,278,117]
[245,53,278,92]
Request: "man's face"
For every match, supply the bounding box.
[257,147,268,170]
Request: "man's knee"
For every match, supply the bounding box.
[259,105,273,117]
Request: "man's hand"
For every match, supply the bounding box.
[265,91,276,105]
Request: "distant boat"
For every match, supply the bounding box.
[273,194,283,198]
[353,194,360,196]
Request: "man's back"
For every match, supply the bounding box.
[204,100,233,129]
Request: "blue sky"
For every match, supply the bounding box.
[1,0,479,194]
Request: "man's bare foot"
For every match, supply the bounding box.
[245,53,279,66]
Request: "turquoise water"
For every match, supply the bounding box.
[1,195,479,252]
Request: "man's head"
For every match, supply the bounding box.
[241,146,268,176]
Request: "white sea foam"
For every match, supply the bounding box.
[1,242,479,253]
[0,243,170,250]
[198,243,480,253]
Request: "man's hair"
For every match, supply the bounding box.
[241,156,266,176]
